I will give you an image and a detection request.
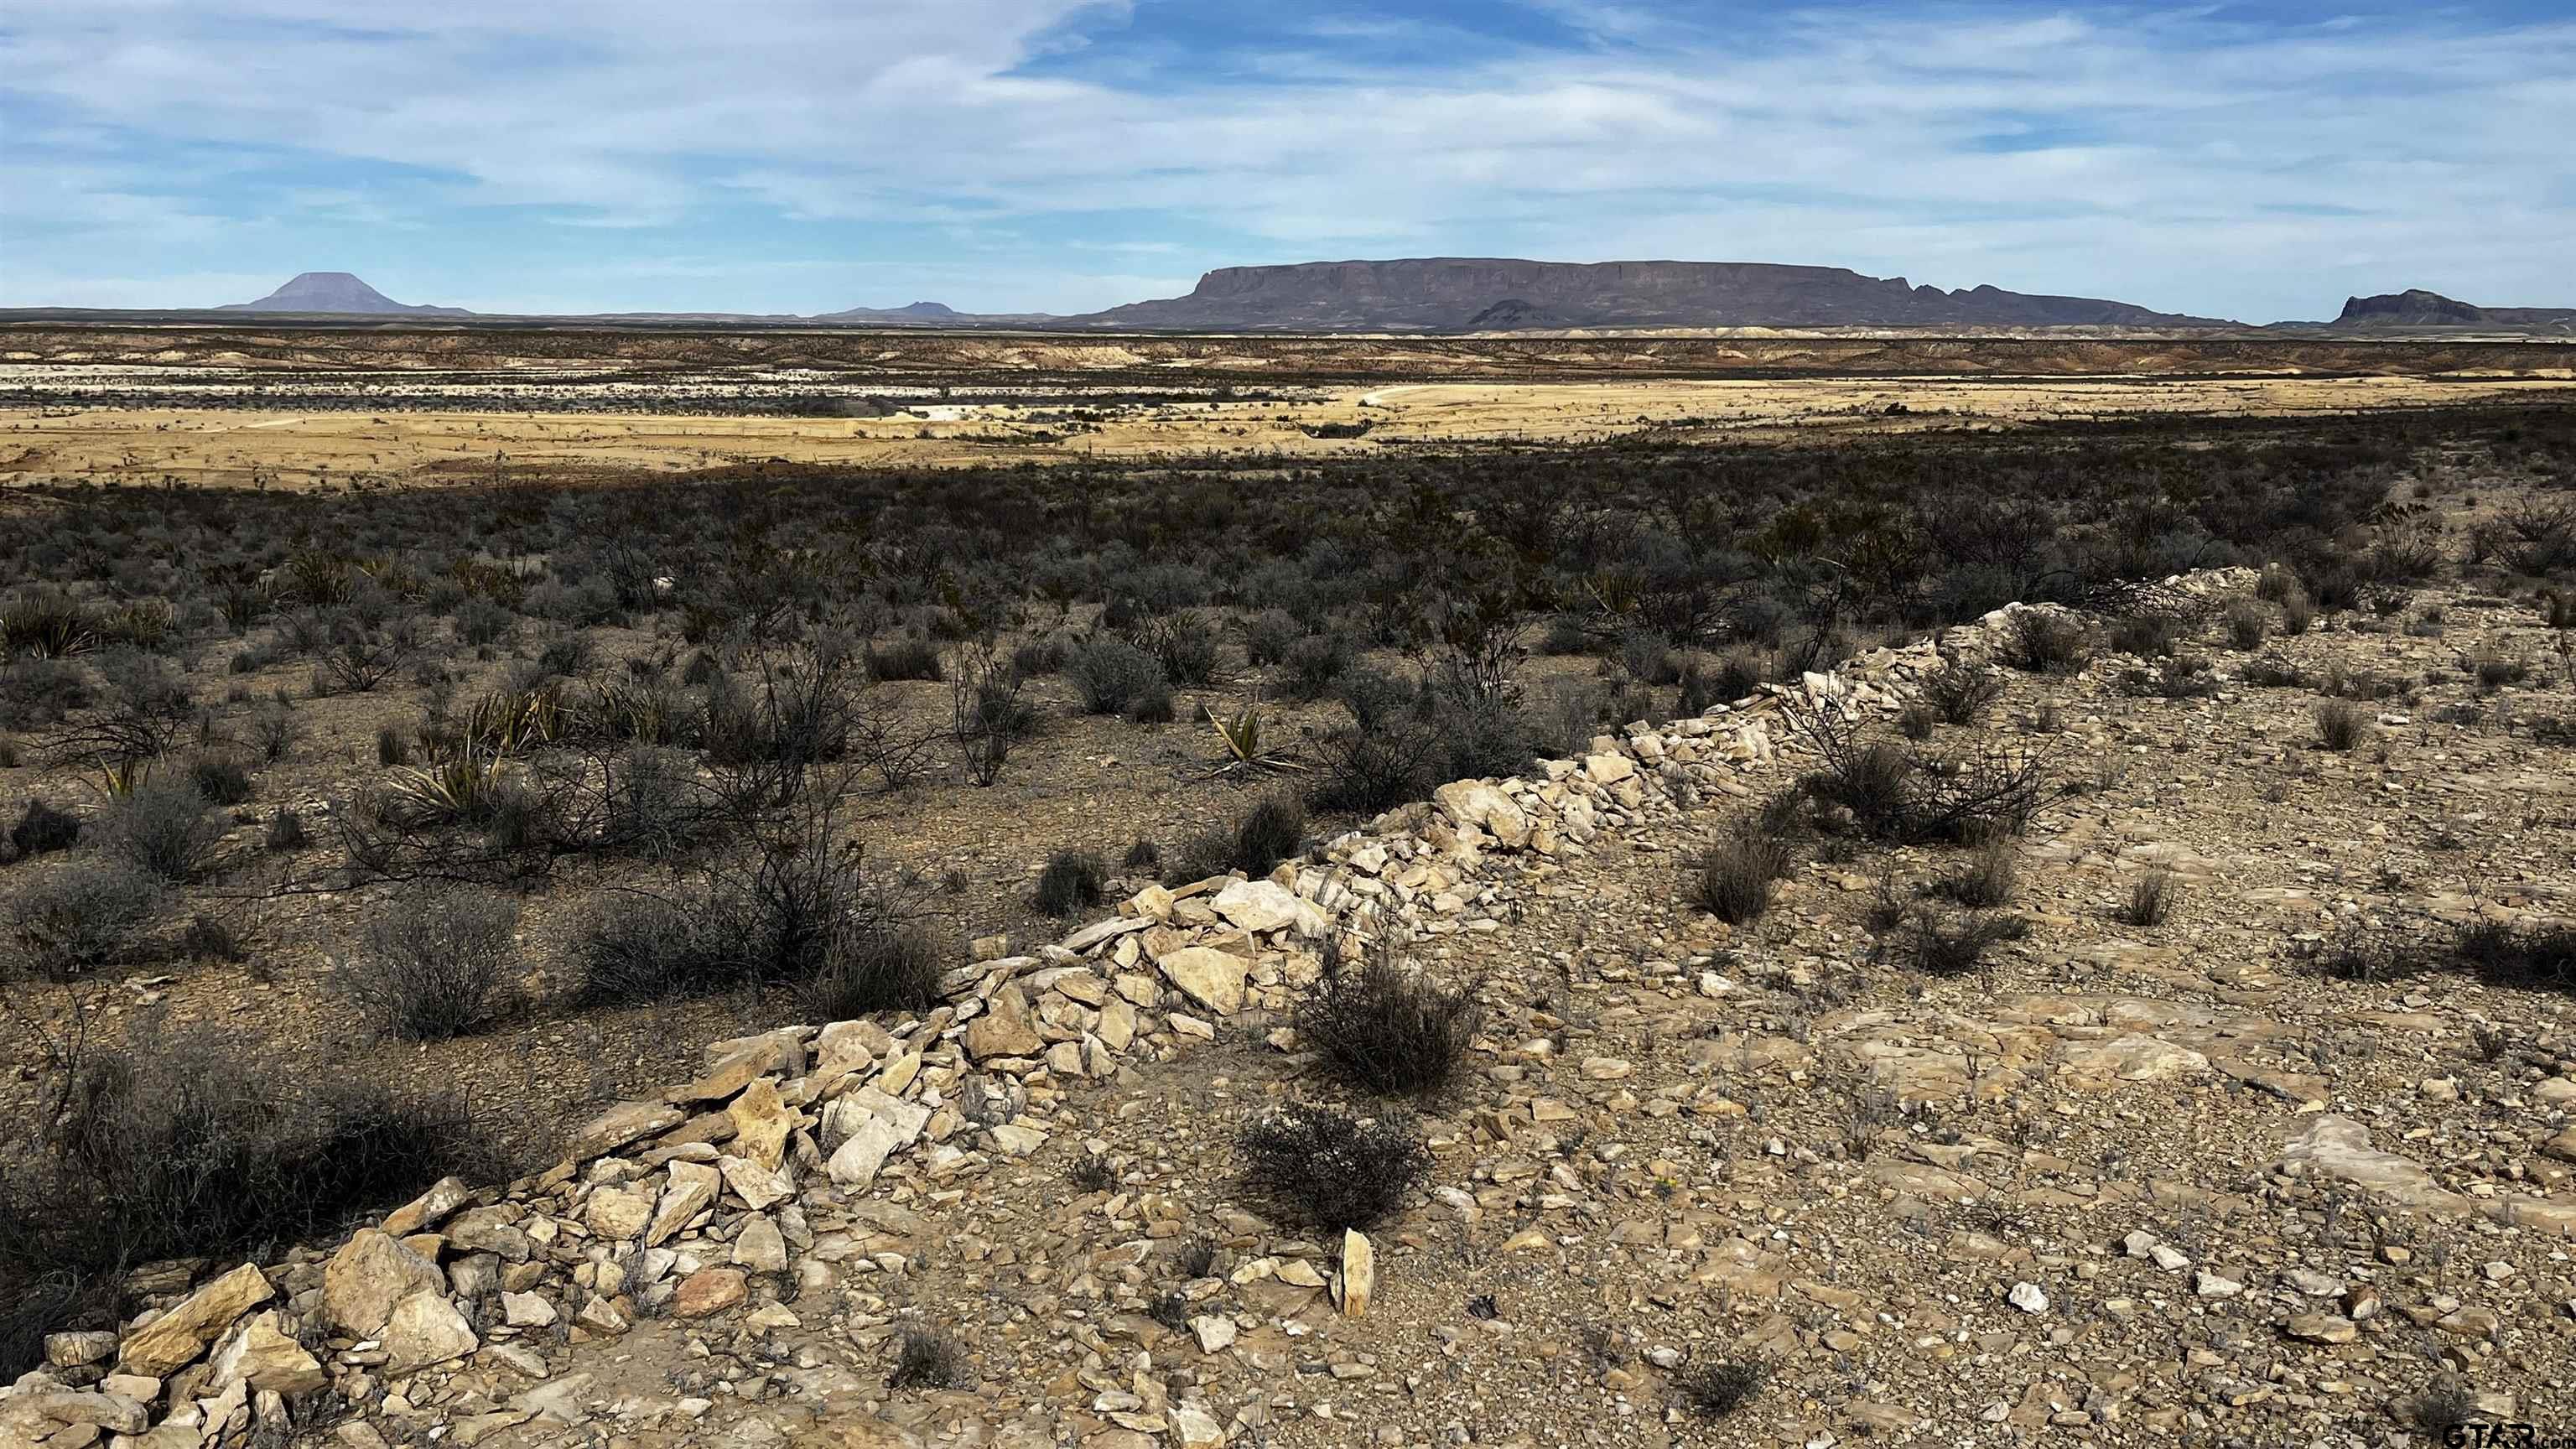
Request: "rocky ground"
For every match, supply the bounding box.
[10,565,2576,1449]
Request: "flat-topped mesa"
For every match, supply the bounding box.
[1072,257,2229,332]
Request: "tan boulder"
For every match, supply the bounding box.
[566,1100,684,1162]
[382,1290,479,1374]
[727,1078,796,1171]
[1156,947,1247,1016]
[963,986,1046,1062]
[1338,1229,1374,1318]
[207,1311,327,1396]
[119,1262,274,1377]
[673,1267,747,1319]
[584,1185,654,1241]
[646,1161,721,1247]
[1431,780,1529,847]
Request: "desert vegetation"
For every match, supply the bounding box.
[2,398,2573,1394]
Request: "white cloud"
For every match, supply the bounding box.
[0,3,2569,315]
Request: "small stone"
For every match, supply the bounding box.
[2194,1271,2244,1298]
[586,1182,652,1237]
[647,1161,721,1247]
[2007,1282,2049,1314]
[501,1292,558,1329]
[726,1078,796,1172]
[208,1311,326,1396]
[2286,1314,2358,1345]
[1339,1228,1374,1318]
[382,1176,474,1236]
[1169,1404,1224,1449]
[673,1268,748,1320]
[963,985,1046,1060]
[1190,1316,1238,1353]
[734,1215,790,1274]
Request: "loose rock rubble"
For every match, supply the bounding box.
[12,564,2576,1449]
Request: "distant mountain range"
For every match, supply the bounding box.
[35,264,2573,335]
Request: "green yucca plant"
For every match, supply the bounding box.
[588,678,677,745]
[459,686,574,757]
[284,548,356,607]
[3,597,96,658]
[99,756,153,798]
[356,554,426,598]
[1205,700,1302,776]
[98,599,176,652]
[450,558,529,609]
[381,754,512,827]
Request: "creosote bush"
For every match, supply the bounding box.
[865,637,943,683]
[1934,833,2018,907]
[2312,699,2368,750]
[94,774,225,881]
[0,1032,500,1379]
[2006,612,2091,674]
[1233,795,1306,876]
[797,921,944,1021]
[573,803,938,1015]
[2120,870,2180,927]
[1064,633,1166,716]
[8,798,80,860]
[888,1326,972,1389]
[1794,712,2060,845]
[1696,829,1795,926]
[1035,849,1107,917]
[4,858,168,975]
[1298,940,1485,1096]
[182,751,254,806]
[340,891,522,1041]
[1239,1104,1430,1233]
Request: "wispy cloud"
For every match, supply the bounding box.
[1,2,2568,317]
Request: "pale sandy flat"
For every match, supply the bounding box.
[5,372,2573,491]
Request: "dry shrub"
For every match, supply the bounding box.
[1298,941,1485,1096]
[339,891,522,1041]
[1240,1104,1429,1233]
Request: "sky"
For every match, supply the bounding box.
[2,1,2571,321]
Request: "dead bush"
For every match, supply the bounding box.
[1794,710,2061,844]
[1920,664,2004,725]
[2313,699,2369,751]
[1240,1104,1430,1233]
[2119,870,2180,927]
[2004,612,2091,674]
[1695,828,1795,926]
[0,1032,500,1379]
[1298,940,1485,1096]
[1903,907,2029,977]
[339,891,523,1041]
[887,1325,972,1389]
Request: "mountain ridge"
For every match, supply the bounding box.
[112,265,2576,335]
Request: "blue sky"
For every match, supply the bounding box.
[3,1,2570,320]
